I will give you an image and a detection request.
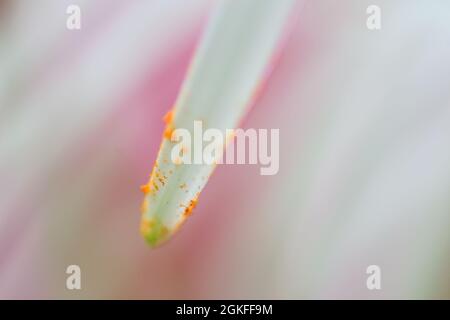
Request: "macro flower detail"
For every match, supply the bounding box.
[139,0,296,247]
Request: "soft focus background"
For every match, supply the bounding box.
[0,0,449,299]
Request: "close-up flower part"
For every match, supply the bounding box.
[139,0,296,247]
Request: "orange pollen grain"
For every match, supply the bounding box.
[163,110,174,124]
[163,125,174,140]
[183,196,199,217]
[140,184,150,194]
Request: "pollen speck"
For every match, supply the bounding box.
[182,194,199,217]
[162,109,175,140]
[163,125,174,140]
[140,184,150,194]
[163,109,174,124]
